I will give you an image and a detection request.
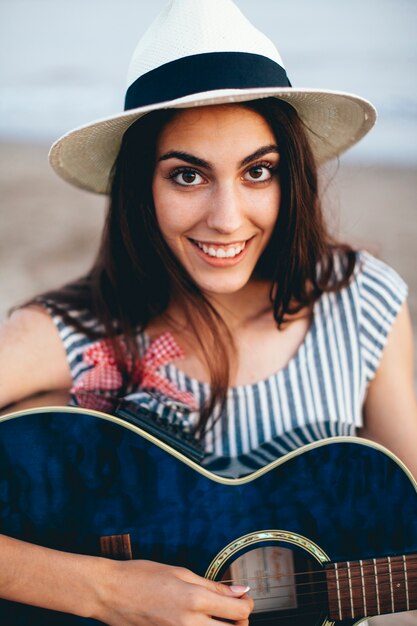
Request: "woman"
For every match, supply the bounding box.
[0,0,416,623]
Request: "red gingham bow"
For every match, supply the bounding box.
[71,332,196,410]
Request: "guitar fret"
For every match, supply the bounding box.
[359,559,367,616]
[347,561,355,618]
[327,558,401,620]
[373,558,381,614]
[326,555,417,620]
[387,556,394,613]
[334,562,343,621]
[403,555,410,611]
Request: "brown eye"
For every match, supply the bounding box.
[249,166,264,179]
[181,171,197,184]
[170,168,204,186]
[244,164,273,182]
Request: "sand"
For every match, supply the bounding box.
[0,142,106,314]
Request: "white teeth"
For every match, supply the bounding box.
[195,241,246,258]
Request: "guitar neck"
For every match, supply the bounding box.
[325,553,417,621]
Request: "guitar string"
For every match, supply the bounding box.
[221,568,416,587]
[241,595,410,623]
[217,586,413,624]
[197,579,411,624]
[217,572,415,598]
[220,571,416,592]
[224,581,410,603]
[219,558,417,584]
[224,576,414,599]
[225,576,413,600]
[245,588,415,623]
[231,601,373,623]
[239,596,411,624]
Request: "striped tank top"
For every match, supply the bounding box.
[43,251,407,478]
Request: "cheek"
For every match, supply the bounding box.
[152,182,179,240]
[153,182,205,241]
[153,199,195,248]
[257,184,281,231]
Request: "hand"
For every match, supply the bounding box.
[94,559,254,625]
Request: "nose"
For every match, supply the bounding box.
[206,183,244,234]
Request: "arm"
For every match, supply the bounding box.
[0,312,254,623]
[0,535,253,625]
[0,307,72,408]
[360,302,417,480]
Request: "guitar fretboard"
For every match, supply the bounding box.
[325,554,417,621]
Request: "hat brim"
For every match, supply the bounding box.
[49,87,377,194]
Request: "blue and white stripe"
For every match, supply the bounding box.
[44,251,408,477]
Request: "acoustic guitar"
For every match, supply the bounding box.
[0,403,416,625]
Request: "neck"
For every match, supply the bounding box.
[325,553,417,621]
[161,279,274,335]
[201,279,274,331]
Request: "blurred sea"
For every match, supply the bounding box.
[0,0,416,164]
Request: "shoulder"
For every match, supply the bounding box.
[37,296,110,385]
[330,248,407,300]
[329,248,408,310]
[3,305,58,339]
[353,250,407,304]
[318,250,408,386]
[0,306,72,408]
[351,250,408,382]
[352,250,408,333]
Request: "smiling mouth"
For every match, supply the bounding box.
[190,239,250,259]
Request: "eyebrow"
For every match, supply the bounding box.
[157,144,279,169]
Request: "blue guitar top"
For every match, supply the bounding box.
[0,406,416,625]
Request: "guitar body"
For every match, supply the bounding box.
[0,407,416,625]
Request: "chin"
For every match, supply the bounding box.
[197,275,252,296]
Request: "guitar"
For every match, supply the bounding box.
[0,404,416,625]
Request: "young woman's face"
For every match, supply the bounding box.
[152,104,280,296]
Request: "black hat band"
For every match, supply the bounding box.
[124,51,291,111]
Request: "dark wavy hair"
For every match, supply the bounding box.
[37,98,355,435]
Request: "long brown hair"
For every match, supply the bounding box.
[37,99,355,434]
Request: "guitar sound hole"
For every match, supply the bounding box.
[218,545,327,626]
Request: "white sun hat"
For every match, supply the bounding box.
[49,0,377,195]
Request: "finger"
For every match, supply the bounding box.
[199,577,251,598]
[200,590,253,622]
[178,566,250,599]
[198,579,254,621]
[235,593,255,626]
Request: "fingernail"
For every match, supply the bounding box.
[230,585,250,594]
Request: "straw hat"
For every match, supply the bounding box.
[49,0,377,195]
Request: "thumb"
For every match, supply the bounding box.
[202,579,251,598]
